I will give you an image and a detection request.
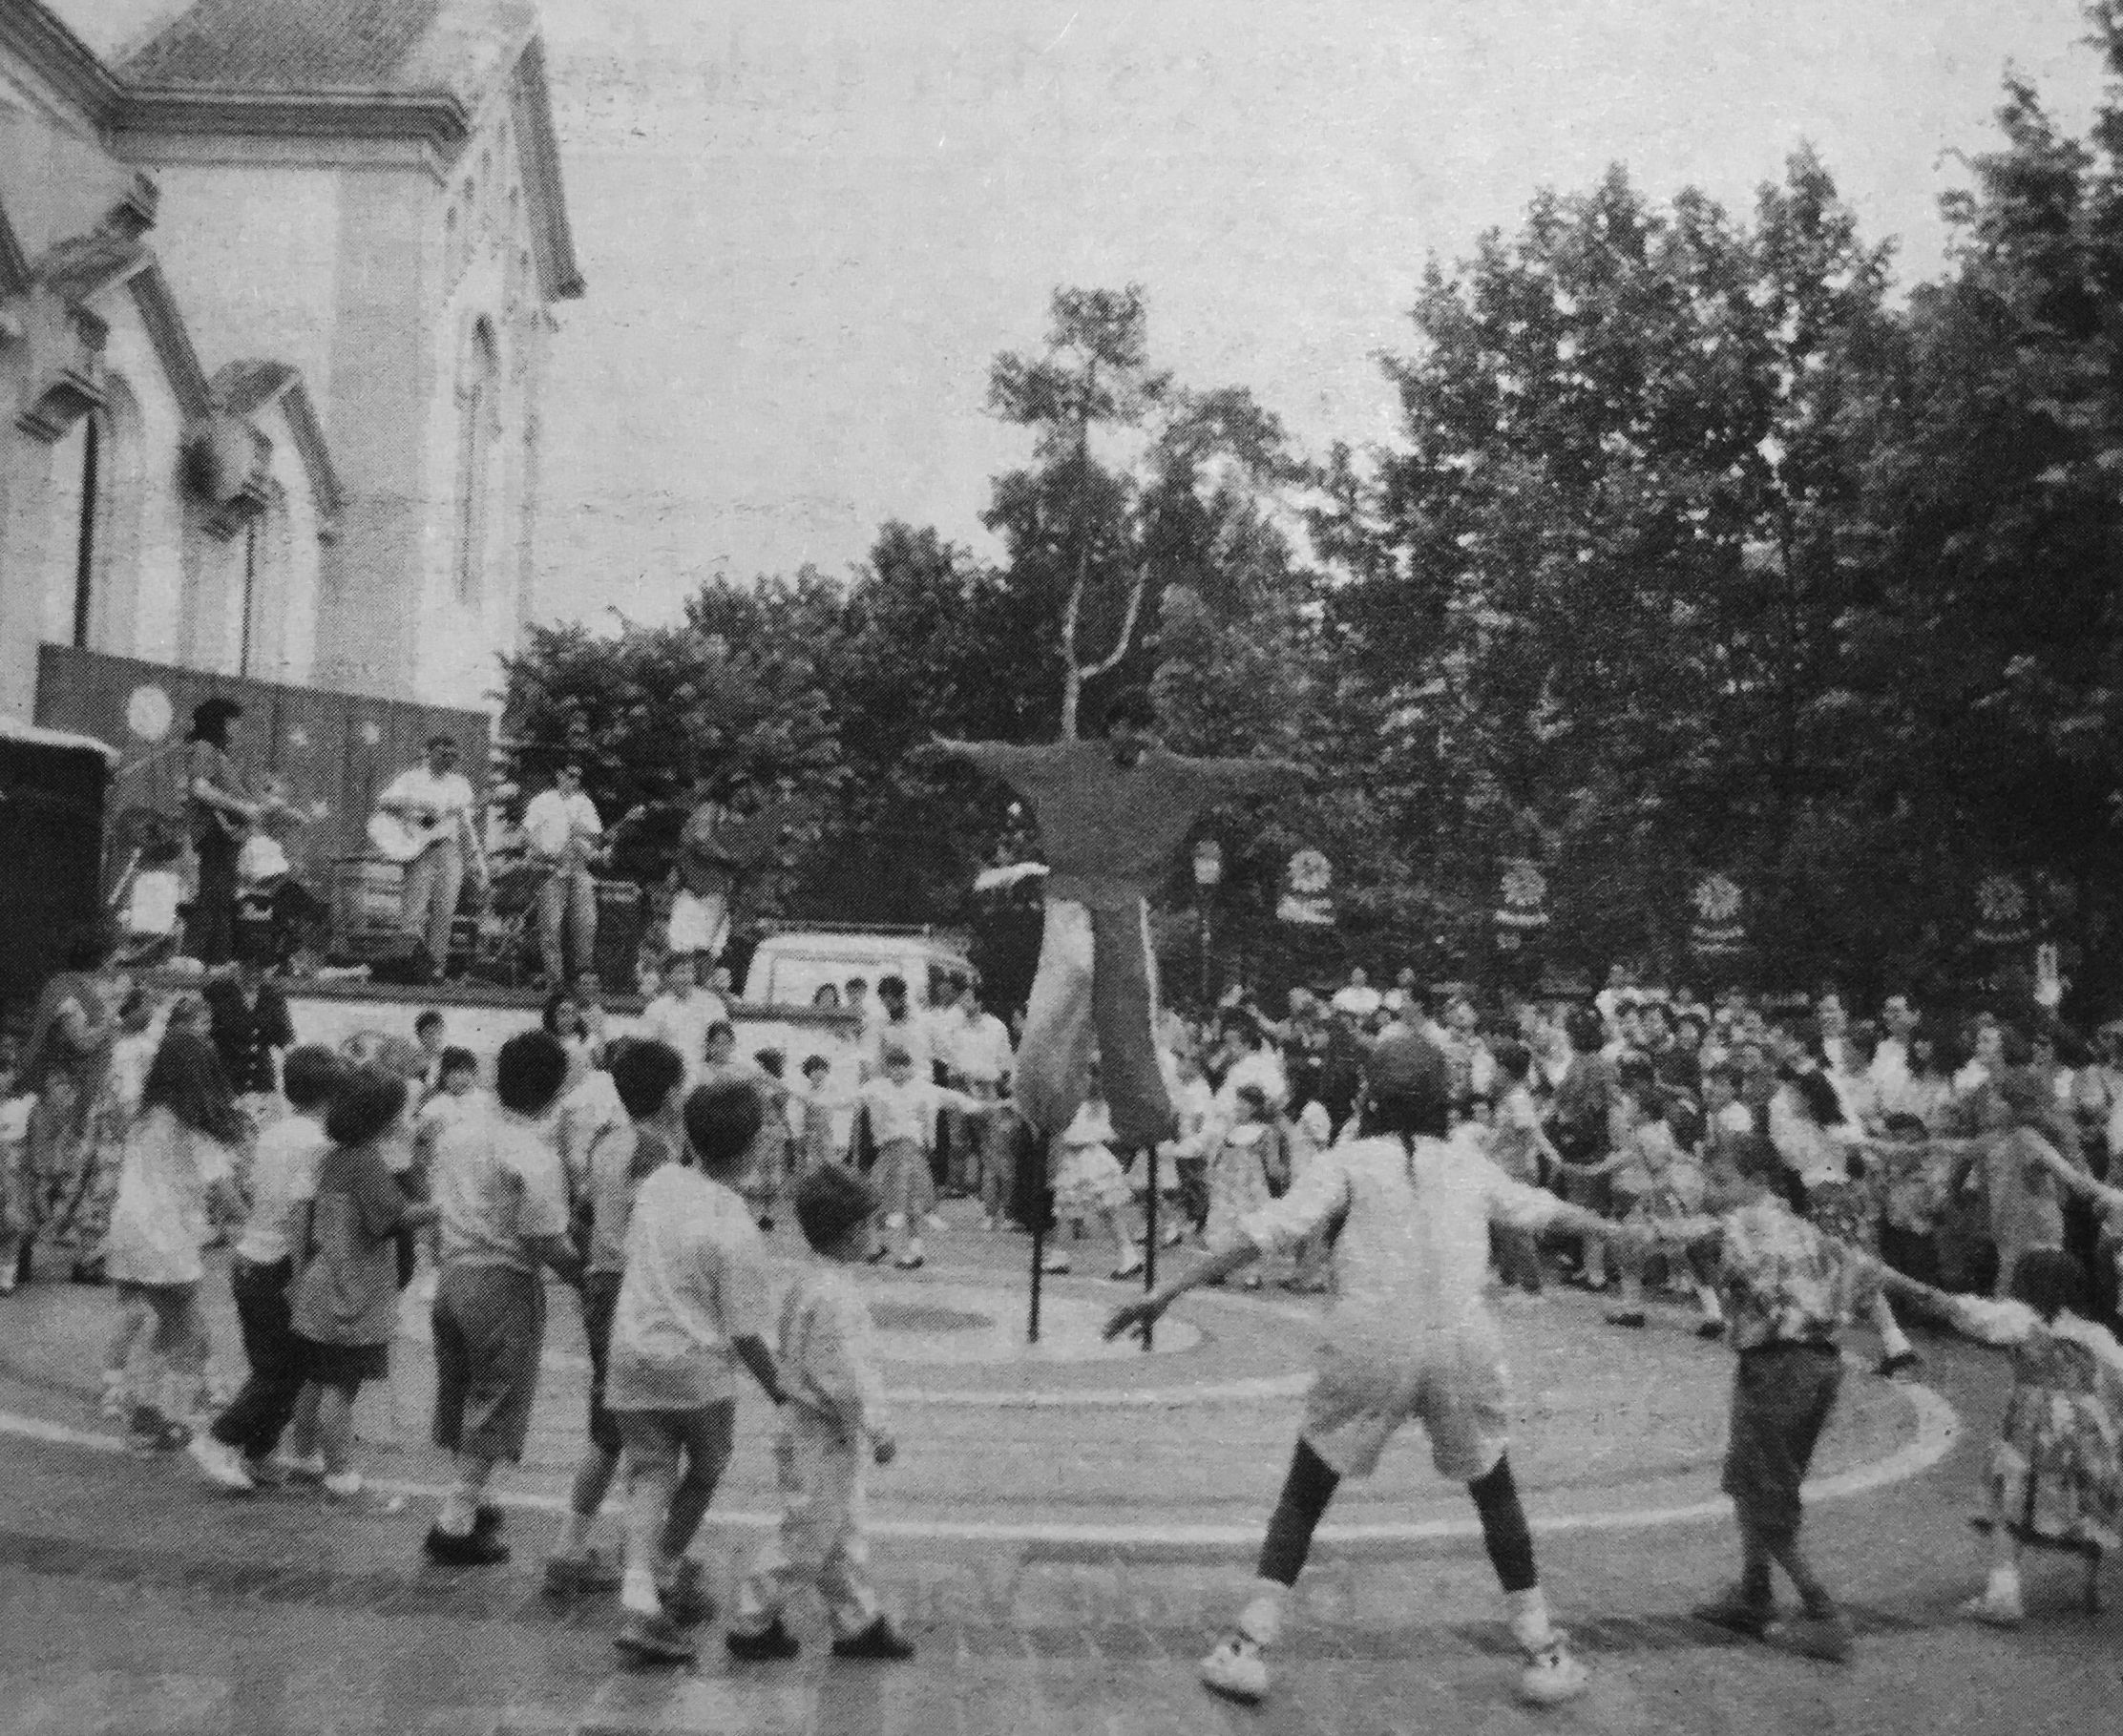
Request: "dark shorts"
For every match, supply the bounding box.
[1722,1342,1844,1542]
[1555,1162,1611,1217]
[431,1265,548,1464]
[297,1335,389,1394]
[613,1400,735,1484]
[580,1268,622,1458]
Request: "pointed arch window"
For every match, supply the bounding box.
[452,319,500,607]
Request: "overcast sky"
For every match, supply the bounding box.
[127,2,2123,625]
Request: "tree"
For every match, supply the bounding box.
[985,285,1171,738]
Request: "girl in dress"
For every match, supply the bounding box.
[100,1033,248,1449]
[1051,1063,1143,1281]
[1204,1082,1286,1290]
[1878,1246,2119,1623]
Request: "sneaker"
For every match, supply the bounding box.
[884,1212,907,1231]
[1518,1637,1589,1705]
[1160,1224,1185,1248]
[424,1524,510,1567]
[923,1213,949,1234]
[1109,1259,1145,1281]
[1198,1632,1268,1705]
[1605,1309,1648,1328]
[616,1610,698,1665]
[1773,1609,1853,1662]
[1961,1586,2024,1628]
[98,1378,128,1421]
[830,1616,915,1661]
[127,1408,190,1454]
[1695,1319,1727,1340]
[659,1558,716,1626]
[187,1433,257,1494]
[1240,1273,1262,1291]
[1040,1254,1071,1275]
[544,1550,623,1598]
[864,1244,890,1264]
[726,1617,802,1662]
[1878,1349,1923,1380]
[1691,1587,1776,1640]
[894,1251,926,1270]
[322,1471,365,1500]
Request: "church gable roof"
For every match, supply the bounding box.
[115,0,526,107]
[212,358,347,522]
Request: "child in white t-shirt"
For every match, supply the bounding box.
[725,1163,914,1663]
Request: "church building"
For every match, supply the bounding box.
[0,0,583,724]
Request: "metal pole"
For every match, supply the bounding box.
[1141,1144,1158,1351]
[1027,1185,1046,1345]
[1198,903,1209,1006]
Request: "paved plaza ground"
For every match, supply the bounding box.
[0,1205,2114,1734]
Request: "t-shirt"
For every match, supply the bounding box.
[431,1102,571,1274]
[585,1120,674,1274]
[1238,1132,1567,1343]
[778,1264,889,1442]
[523,787,602,865]
[105,1107,235,1286]
[382,764,475,833]
[235,1114,330,1265]
[1,1092,33,1150]
[641,989,728,1085]
[558,1066,625,1194]
[606,1163,771,1410]
[935,1008,1013,1085]
[290,1141,409,1348]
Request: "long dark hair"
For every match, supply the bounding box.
[139,1031,246,1146]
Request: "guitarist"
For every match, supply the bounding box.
[522,759,604,987]
[377,735,487,976]
[184,697,259,966]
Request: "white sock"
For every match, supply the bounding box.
[621,1566,662,1618]
[906,1236,924,1260]
[1237,1579,1287,1647]
[1881,1319,1912,1359]
[1696,1286,1724,1321]
[1986,1563,2021,1600]
[1505,1586,1554,1652]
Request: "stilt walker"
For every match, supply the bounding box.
[916,687,1303,1340]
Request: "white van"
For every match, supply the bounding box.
[739,923,973,1012]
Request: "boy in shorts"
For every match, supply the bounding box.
[1649,1139,1864,1661]
[605,1077,789,1663]
[544,1038,687,1597]
[725,1164,913,1663]
[1108,1031,1645,1709]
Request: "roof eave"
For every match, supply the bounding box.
[0,0,126,126]
[509,38,584,302]
[116,88,473,152]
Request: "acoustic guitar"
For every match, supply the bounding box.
[365,807,462,865]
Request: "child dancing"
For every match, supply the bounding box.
[101,1033,248,1450]
[1877,1245,2119,1624]
[725,1164,914,1663]
[1106,1033,1642,1709]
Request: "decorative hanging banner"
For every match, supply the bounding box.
[1688,873,1747,957]
[1493,858,1549,952]
[1277,847,1335,926]
[1973,873,2033,948]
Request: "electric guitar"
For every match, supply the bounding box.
[208,775,305,845]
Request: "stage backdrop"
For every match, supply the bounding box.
[35,646,490,889]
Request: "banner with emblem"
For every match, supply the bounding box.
[1973,873,2033,948]
[1492,858,1549,952]
[1688,873,1747,957]
[1277,847,1335,926]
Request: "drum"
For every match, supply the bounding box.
[593,879,645,993]
[333,857,403,935]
